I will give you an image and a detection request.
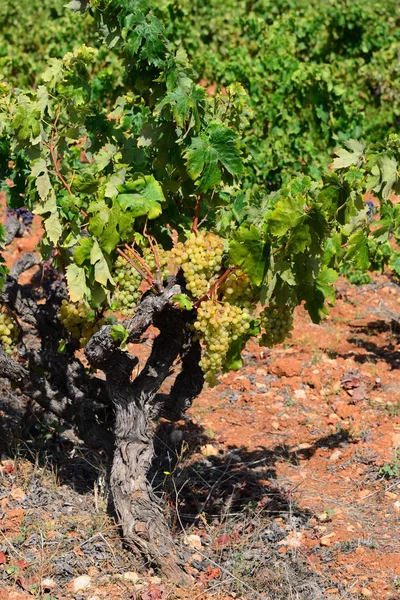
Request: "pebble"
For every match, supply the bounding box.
[184,534,202,550]
[71,575,92,593]
[122,572,140,582]
[329,450,342,462]
[200,444,218,457]
[361,588,373,597]
[41,578,55,590]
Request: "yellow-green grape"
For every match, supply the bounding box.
[194,299,251,385]
[142,246,170,280]
[0,310,18,354]
[59,300,106,348]
[219,269,253,307]
[259,303,294,347]
[172,231,224,298]
[111,255,142,316]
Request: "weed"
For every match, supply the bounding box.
[380,450,400,479]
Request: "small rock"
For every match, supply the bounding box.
[384,491,397,500]
[294,389,306,400]
[71,575,92,593]
[270,358,301,378]
[41,578,56,591]
[329,450,342,462]
[149,576,162,585]
[317,512,330,522]
[320,533,336,547]
[10,488,26,502]
[184,534,202,550]
[122,572,140,583]
[200,444,218,457]
[361,588,373,597]
[394,500,400,513]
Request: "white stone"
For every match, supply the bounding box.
[71,575,92,593]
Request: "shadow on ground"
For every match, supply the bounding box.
[0,383,356,599]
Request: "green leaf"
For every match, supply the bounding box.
[228,225,269,286]
[33,192,62,245]
[389,251,400,276]
[184,125,242,192]
[105,168,127,198]
[345,230,370,270]
[110,323,128,343]
[332,140,365,170]
[117,175,166,220]
[36,173,51,201]
[90,240,114,286]
[94,143,118,171]
[266,194,306,237]
[117,194,162,219]
[66,264,88,302]
[315,266,338,305]
[172,294,193,311]
[74,237,93,265]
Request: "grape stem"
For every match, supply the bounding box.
[42,105,89,219]
[194,266,235,308]
[143,224,163,293]
[191,195,201,233]
[117,247,154,288]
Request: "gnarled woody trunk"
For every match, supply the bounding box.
[85,286,204,583]
[0,265,204,583]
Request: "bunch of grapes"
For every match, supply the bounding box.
[172,231,224,298]
[0,310,18,354]
[219,270,253,307]
[111,256,142,316]
[6,207,34,230]
[194,299,251,385]
[142,245,170,280]
[259,303,294,347]
[59,300,107,348]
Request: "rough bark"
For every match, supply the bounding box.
[85,283,203,583]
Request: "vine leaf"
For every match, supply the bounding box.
[228,225,268,286]
[66,263,88,302]
[90,240,115,286]
[185,125,242,192]
[117,175,166,219]
[266,194,306,237]
[332,139,365,169]
[33,193,62,245]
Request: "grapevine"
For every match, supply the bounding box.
[142,245,170,280]
[194,299,251,385]
[59,300,107,348]
[259,304,295,348]
[218,269,253,307]
[172,231,224,299]
[111,256,142,316]
[0,309,18,355]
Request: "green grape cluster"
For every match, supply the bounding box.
[142,245,170,280]
[111,256,142,316]
[194,299,251,385]
[259,303,294,347]
[172,231,224,298]
[59,300,106,348]
[219,269,253,307]
[0,310,18,354]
